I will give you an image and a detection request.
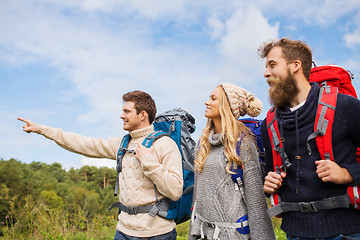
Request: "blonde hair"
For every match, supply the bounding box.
[195,86,254,173]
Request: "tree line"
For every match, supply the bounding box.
[0,158,283,239]
[0,158,120,239]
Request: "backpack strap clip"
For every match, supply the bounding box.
[298,201,318,213]
[119,147,136,155]
[148,204,159,218]
[267,194,351,218]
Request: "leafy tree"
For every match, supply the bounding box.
[44,162,68,183]
[39,190,64,209]
[0,184,11,222]
[68,167,81,183]
[0,158,120,238]
[0,159,26,198]
[28,161,46,171]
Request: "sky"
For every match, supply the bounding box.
[1,0,360,170]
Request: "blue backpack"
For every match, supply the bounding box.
[228,118,265,234]
[109,108,196,224]
[238,118,265,176]
[230,118,265,182]
[231,118,265,177]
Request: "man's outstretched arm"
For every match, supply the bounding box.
[17,117,120,160]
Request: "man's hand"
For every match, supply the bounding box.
[17,117,39,133]
[135,144,153,160]
[263,171,286,194]
[315,160,353,184]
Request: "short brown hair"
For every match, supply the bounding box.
[122,90,157,124]
[258,38,313,80]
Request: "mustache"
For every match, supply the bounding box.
[267,76,279,86]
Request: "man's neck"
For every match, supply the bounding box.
[128,122,152,133]
[129,124,154,138]
[289,78,311,108]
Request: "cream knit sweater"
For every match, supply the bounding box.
[36,124,183,237]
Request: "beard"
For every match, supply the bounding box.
[267,70,299,107]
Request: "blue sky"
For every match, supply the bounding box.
[1,0,360,170]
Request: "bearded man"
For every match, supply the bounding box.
[258,38,360,239]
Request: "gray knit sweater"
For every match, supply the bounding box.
[189,130,275,240]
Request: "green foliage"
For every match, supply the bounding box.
[272,216,287,240]
[173,219,286,239]
[39,190,64,209]
[176,220,189,239]
[0,184,10,223]
[0,158,286,239]
[0,158,117,239]
[0,159,26,198]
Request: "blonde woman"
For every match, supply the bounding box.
[189,83,275,240]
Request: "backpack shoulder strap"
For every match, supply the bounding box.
[142,131,170,148]
[142,130,172,216]
[118,134,131,155]
[232,141,244,182]
[306,84,338,160]
[266,107,287,211]
[114,134,131,196]
[266,107,290,173]
[231,142,246,204]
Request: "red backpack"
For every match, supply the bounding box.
[266,65,360,218]
[310,65,357,97]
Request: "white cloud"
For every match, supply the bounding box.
[254,0,360,26]
[210,3,278,99]
[344,11,360,48]
[1,1,278,116]
[0,0,281,168]
[344,59,360,94]
[2,0,360,171]
[208,14,225,40]
[284,24,297,32]
[219,4,279,61]
[345,31,360,48]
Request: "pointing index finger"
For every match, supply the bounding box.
[17,117,27,123]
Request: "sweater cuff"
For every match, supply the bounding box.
[140,153,159,172]
[342,163,360,185]
[36,124,48,135]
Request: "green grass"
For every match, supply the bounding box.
[272,217,287,240]
[176,221,189,239]
[1,208,285,239]
[175,219,286,240]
